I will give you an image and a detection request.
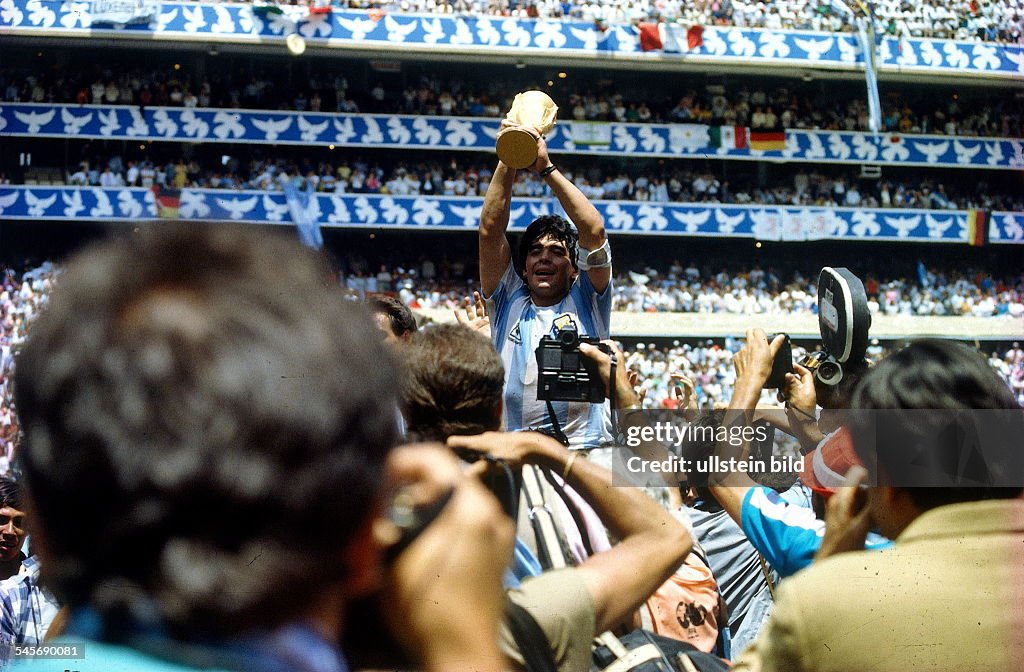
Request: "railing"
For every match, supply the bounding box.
[2,4,1023,79]
[3,104,1022,171]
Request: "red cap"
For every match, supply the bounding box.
[800,426,863,497]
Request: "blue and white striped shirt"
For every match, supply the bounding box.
[487,262,613,450]
[0,555,60,663]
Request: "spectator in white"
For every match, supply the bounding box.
[124,161,140,187]
[98,166,123,188]
[68,164,88,186]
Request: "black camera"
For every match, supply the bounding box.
[765,333,792,389]
[803,267,873,388]
[536,325,610,403]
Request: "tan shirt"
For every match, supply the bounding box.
[501,568,596,672]
[732,499,1024,672]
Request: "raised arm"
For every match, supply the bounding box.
[448,431,691,635]
[708,329,785,525]
[479,159,516,297]
[532,134,610,294]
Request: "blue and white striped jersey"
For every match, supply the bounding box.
[487,262,613,450]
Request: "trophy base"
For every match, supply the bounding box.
[496,128,539,170]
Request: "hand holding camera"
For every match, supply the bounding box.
[733,328,789,390]
[377,444,514,670]
[579,339,643,410]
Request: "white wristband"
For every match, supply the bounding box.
[576,239,612,270]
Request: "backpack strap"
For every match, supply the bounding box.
[594,631,668,672]
[521,464,570,570]
[540,466,595,558]
[506,600,559,672]
[756,553,777,601]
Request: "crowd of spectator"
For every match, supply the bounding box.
[173,0,1024,44]
[334,255,1024,318]
[3,221,1021,672]
[3,242,1022,470]
[4,254,1022,466]
[4,65,1022,139]
[0,262,57,468]
[42,152,1024,215]
[626,336,1024,411]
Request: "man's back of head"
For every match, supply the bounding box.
[14,224,398,638]
[850,338,1023,523]
[370,295,418,343]
[401,323,504,442]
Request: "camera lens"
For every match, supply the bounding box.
[817,360,843,385]
[559,327,579,347]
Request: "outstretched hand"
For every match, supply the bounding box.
[671,372,699,420]
[454,291,491,338]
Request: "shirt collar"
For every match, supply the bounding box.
[897,498,1024,545]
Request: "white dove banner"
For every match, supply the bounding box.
[1,4,1022,79]
[1,186,1021,244]
[3,104,1022,171]
[91,0,160,25]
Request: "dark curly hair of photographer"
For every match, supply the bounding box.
[13,224,399,639]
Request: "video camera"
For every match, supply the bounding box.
[803,267,872,387]
[536,325,610,403]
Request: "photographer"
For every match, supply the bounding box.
[708,329,890,581]
[11,226,514,672]
[479,121,612,450]
[402,324,691,671]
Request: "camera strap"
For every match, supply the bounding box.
[608,354,618,444]
[543,400,571,447]
[542,353,620,447]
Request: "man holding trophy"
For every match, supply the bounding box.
[479,91,614,450]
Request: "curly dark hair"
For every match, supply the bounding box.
[0,477,22,511]
[516,215,579,276]
[14,224,398,637]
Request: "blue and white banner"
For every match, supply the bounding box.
[1,186,1021,244]
[1,4,1022,79]
[3,104,1022,171]
[283,178,323,249]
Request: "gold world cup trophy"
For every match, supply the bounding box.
[495,91,559,169]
